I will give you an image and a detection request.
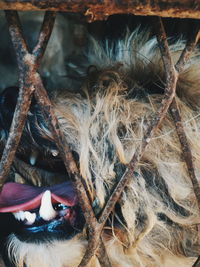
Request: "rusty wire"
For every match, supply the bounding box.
[2,10,111,267]
[0,11,56,188]
[171,20,200,210]
[0,10,199,267]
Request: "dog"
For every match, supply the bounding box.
[0,24,199,267]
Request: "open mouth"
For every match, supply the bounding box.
[0,152,85,242]
[0,86,85,243]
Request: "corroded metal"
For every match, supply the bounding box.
[0,0,200,21]
[0,8,199,267]
[0,11,56,188]
[99,15,179,226]
[1,10,111,267]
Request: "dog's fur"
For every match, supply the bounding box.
[0,23,200,267]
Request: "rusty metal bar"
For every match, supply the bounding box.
[78,15,199,266]
[0,11,34,187]
[77,16,178,266]
[32,11,56,69]
[170,99,200,211]
[1,8,200,267]
[169,21,200,214]
[0,11,56,189]
[3,10,110,267]
[99,16,178,225]
[0,0,200,21]
[33,48,111,267]
[96,238,112,267]
[175,20,200,73]
[169,21,200,266]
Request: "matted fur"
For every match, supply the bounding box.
[5,30,200,266]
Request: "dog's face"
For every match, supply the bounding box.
[0,27,199,267]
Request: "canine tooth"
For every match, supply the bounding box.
[30,150,39,166]
[24,211,36,225]
[13,212,20,221]
[51,149,59,157]
[39,190,57,221]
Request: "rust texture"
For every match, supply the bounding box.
[98,16,178,225]
[169,22,200,267]
[0,11,35,187]
[0,11,56,188]
[170,21,200,213]
[0,9,199,267]
[170,99,200,211]
[2,10,111,267]
[76,16,200,267]
[0,0,200,20]
[175,20,200,73]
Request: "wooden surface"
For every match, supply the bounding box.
[0,0,200,21]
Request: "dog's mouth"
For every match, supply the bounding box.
[0,149,85,242]
[0,87,86,242]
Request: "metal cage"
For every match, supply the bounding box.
[0,1,199,266]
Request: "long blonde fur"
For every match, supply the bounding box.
[7,30,200,266]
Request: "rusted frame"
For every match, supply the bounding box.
[78,16,198,266]
[1,10,111,267]
[0,0,200,20]
[0,10,199,267]
[172,22,200,209]
[169,21,200,267]
[0,11,57,187]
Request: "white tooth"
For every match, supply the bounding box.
[30,150,38,166]
[24,211,36,225]
[13,211,25,221]
[13,212,20,221]
[39,190,57,221]
[19,211,25,221]
[51,150,59,157]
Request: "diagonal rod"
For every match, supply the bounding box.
[0,11,34,187]
[98,16,178,225]
[175,20,200,73]
[170,99,200,210]
[77,16,179,267]
[32,11,56,69]
[170,20,200,212]
[0,11,56,187]
[169,21,200,267]
[33,61,111,267]
[1,11,199,267]
[3,10,110,267]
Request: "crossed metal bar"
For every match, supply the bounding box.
[0,10,199,267]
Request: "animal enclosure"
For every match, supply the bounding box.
[0,1,199,267]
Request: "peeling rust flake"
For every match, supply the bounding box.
[0,0,200,20]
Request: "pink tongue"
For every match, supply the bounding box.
[0,182,77,213]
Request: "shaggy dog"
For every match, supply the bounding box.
[0,28,199,267]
